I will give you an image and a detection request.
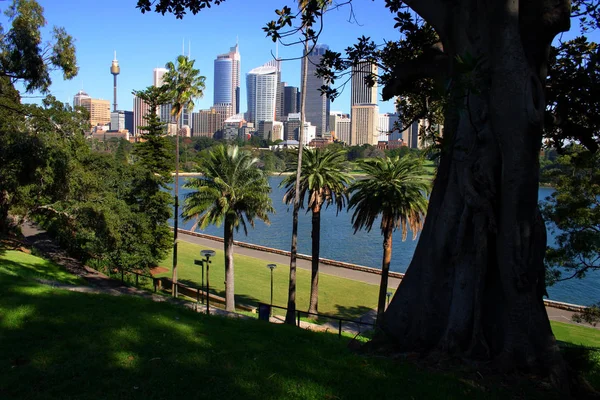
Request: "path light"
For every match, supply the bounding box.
[201,250,216,315]
[267,264,277,315]
[386,291,393,308]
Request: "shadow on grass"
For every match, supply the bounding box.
[0,275,527,400]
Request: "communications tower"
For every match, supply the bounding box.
[110,51,120,112]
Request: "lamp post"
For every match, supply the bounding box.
[201,250,216,315]
[386,291,393,309]
[267,264,277,314]
[193,258,205,305]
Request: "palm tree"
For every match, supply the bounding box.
[282,147,352,316]
[162,55,206,297]
[182,144,274,312]
[348,156,430,327]
[285,0,332,325]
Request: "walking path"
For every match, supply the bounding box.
[17,221,598,331]
[176,230,600,330]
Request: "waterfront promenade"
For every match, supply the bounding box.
[177,229,599,330]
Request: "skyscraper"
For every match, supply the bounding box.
[133,95,150,136]
[153,67,167,87]
[350,104,379,145]
[378,113,400,141]
[73,90,90,108]
[79,98,111,128]
[351,61,378,105]
[350,60,379,146]
[246,62,278,125]
[302,44,330,137]
[214,44,241,117]
[283,84,299,117]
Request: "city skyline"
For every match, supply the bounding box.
[5,0,402,116]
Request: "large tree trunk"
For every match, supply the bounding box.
[224,214,235,312]
[383,0,570,382]
[308,203,321,316]
[376,222,393,328]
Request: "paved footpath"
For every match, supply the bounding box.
[177,230,600,330]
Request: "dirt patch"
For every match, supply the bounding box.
[149,266,169,275]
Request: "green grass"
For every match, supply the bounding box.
[0,250,524,400]
[551,321,600,348]
[157,240,386,319]
[0,249,85,286]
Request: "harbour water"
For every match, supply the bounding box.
[174,176,599,306]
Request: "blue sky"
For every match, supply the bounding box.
[4,1,597,116]
[6,0,402,114]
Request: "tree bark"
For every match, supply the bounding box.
[308,203,321,316]
[376,222,393,328]
[172,113,180,298]
[381,0,570,382]
[224,214,235,312]
[285,39,309,325]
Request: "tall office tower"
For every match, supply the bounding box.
[276,81,285,121]
[329,112,351,144]
[133,95,151,136]
[79,98,111,128]
[73,90,91,108]
[153,67,168,87]
[351,61,378,105]
[350,60,378,145]
[302,44,330,137]
[110,51,120,112]
[283,85,299,117]
[350,104,379,145]
[246,62,278,125]
[403,119,421,148]
[377,113,400,142]
[214,44,241,117]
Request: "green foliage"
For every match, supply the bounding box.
[0,0,78,92]
[348,156,431,239]
[162,55,205,124]
[182,144,274,234]
[281,147,352,213]
[132,85,174,178]
[541,147,600,292]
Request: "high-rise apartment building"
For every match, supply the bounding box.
[110,110,133,132]
[377,113,400,142]
[302,44,330,137]
[214,44,241,117]
[133,95,151,136]
[246,63,278,125]
[192,109,221,138]
[79,98,111,128]
[350,104,379,145]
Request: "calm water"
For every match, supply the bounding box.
[172,177,599,306]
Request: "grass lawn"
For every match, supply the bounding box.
[0,248,577,400]
[157,240,386,320]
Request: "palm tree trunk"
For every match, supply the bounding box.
[285,39,308,325]
[376,221,393,328]
[172,113,181,298]
[308,204,321,317]
[224,214,235,312]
